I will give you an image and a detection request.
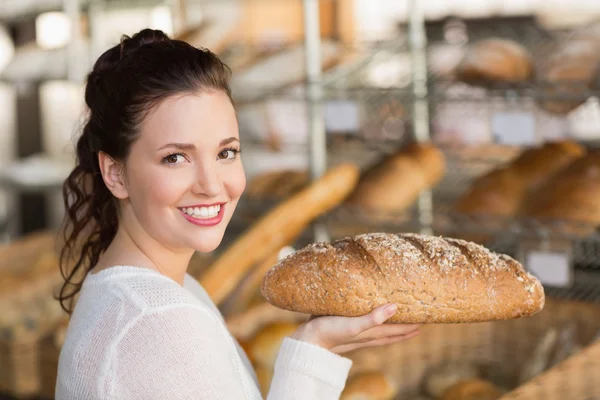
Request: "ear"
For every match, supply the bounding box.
[98,151,129,199]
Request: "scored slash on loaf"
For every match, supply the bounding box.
[261,233,545,324]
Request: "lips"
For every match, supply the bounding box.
[178,203,226,227]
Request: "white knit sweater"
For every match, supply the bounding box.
[55,266,353,399]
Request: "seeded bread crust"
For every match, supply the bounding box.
[261,233,545,324]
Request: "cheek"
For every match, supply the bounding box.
[225,164,246,199]
[131,167,190,208]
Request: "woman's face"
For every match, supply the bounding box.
[122,91,245,253]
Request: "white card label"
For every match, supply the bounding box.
[526,251,571,287]
[492,111,536,146]
[325,100,360,133]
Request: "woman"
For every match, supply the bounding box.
[55,28,420,400]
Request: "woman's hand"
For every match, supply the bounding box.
[291,304,420,354]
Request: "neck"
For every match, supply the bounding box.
[98,216,194,286]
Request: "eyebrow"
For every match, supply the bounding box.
[157,137,239,151]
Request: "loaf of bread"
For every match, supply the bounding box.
[536,28,600,114]
[261,233,544,324]
[456,38,533,85]
[519,151,600,234]
[340,372,398,400]
[441,379,502,400]
[346,142,445,216]
[452,141,586,243]
[509,140,586,189]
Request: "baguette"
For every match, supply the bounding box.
[261,233,544,324]
[201,163,360,305]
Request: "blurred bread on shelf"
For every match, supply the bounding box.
[345,142,445,218]
[245,169,308,200]
[536,22,600,115]
[440,378,503,400]
[425,362,481,399]
[340,372,398,400]
[520,150,600,235]
[455,38,533,85]
[451,140,586,242]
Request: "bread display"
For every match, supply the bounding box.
[246,321,300,368]
[440,379,503,400]
[451,141,586,242]
[508,140,586,190]
[346,142,445,216]
[455,38,533,85]
[340,372,398,400]
[261,232,544,324]
[519,150,600,234]
[536,24,600,115]
[245,169,308,200]
[425,362,481,399]
[201,163,360,305]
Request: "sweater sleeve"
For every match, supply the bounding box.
[109,305,252,400]
[109,305,352,400]
[267,338,353,400]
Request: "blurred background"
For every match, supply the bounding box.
[2,0,600,399]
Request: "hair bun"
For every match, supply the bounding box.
[119,29,170,60]
[90,29,170,76]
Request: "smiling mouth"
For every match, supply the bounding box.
[178,204,222,219]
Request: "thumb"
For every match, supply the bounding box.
[354,303,397,333]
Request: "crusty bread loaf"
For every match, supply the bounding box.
[441,379,502,400]
[261,233,544,324]
[340,372,398,400]
[509,140,586,189]
[456,38,533,85]
[519,151,600,234]
[346,142,445,216]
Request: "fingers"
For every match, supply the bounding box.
[354,323,420,343]
[350,303,398,335]
[332,329,421,354]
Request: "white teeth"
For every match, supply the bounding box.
[181,205,221,219]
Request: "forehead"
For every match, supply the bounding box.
[139,91,237,145]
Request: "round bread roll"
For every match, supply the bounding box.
[247,321,300,368]
[425,362,481,398]
[456,38,533,85]
[340,372,398,400]
[441,379,502,400]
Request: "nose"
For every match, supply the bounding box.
[191,162,223,198]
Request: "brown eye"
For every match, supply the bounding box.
[163,154,185,164]
[218,149,236,160]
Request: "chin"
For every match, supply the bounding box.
[188,231,226,253]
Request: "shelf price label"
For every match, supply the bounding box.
[492,111,536,146]
[325,100,360,133]
[525,250,573,288]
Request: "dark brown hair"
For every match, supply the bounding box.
[58,29,232,314]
